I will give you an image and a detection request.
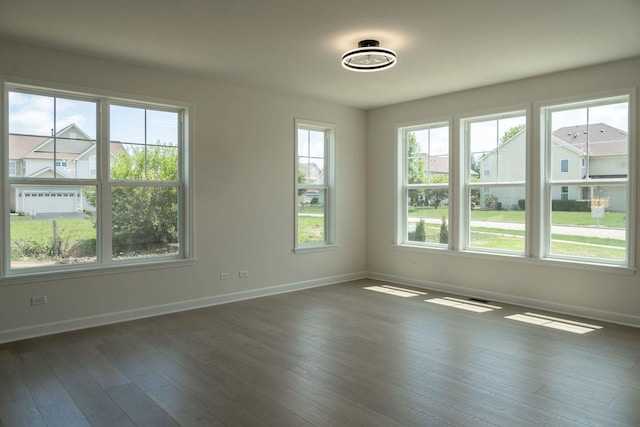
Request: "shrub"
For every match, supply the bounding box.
[518,199,525,210]
[11,239,55,259]
[484,194,499,210]
[439,216,448,244]
[552,199,590,212]
[414,219,426,242]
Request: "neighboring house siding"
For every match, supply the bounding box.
[478,131,526,209]
[479,124,627,211]
[9,124,119,214]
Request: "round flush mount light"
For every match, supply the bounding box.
[341,39,397,72]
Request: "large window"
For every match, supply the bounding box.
[396,92,634,269]
[543,95,630,264]
[3,82,190,276]
[295,120,335,250]
[399,122,450,246]
[463,111,527,253]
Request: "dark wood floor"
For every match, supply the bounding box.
[1,279,639,426]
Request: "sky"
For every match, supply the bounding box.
[411,102,629,155]
[8,91,178,145]
[10,90,628,160]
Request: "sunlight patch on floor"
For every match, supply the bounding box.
[364,285,427,298]
[505,312,603,334]
[425,297,502,313]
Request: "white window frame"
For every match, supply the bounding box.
[397,121,451,247]
[8,160,16,176]
[294,119,336,253]
[541,93,634,267]
[2,79,193,281]
[560,158,569,173]
[461,109,528,255]
[394,92,635,272]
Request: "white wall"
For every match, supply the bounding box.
[0,40,367,340]
[367,57,640,327]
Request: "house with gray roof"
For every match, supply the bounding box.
[9,124,125,214]
[479,123,627,211]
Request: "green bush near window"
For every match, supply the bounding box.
[551,199,590,212]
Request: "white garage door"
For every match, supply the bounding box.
[22,192,78,214]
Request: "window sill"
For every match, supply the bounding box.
[393,243,636,275]
[293,244,339,254]
[0,258,196,286]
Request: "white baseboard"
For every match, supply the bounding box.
[367,271,640,328]
[0,271,367,344]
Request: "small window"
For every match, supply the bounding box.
[8,160,16,176]
[560,186,569,200]
[295,119,335,250]
[483,163,491,176]
[560,159,569,173]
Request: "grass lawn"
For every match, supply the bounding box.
[408,206,626,228]
[408,218,626,260]
[10,216,96,260]
[298,215,325,243]
[11,216,95,241]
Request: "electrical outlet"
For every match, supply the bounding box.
[239,270,249,278]
[220,272,230,280]
[31,296,47,305]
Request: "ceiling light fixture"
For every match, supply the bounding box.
[341,39,397,72]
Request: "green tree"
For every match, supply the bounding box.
[424,174,448,209]
[86,144,179,254]
[500,124,526,143]
[297,163,307,196]
[407,132,427,206]
[407,132,427,184]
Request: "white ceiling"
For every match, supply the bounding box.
[1,0,639,109]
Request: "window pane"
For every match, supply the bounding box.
[297,189,325,244]
[549,184,626,262]
[8,92,54,137]
[469,185,526,252]
[111,143,178,181]
[9,93,97,180]
[407,188,449,244]
[10,185,97,269]
[407,126,449,184]
[110,105,180,181]
[147,110,179,146]
[550,102,628,181]
[112,186,179,259]
[472,116,525,183]
[110,105,145,144]
[298,128,325,185]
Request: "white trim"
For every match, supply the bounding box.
[2,78,194,277]
[294,118,336,250]
[367,271,640,328]
[0,271,367,344]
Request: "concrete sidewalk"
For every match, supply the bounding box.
[410,217,625,240]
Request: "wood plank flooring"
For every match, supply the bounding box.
[1,279,639,426]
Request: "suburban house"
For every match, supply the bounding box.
[478,123,628,211]
[9,123,125,214]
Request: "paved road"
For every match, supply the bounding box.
[411,217,625,240]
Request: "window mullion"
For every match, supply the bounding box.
[100,98,112,263]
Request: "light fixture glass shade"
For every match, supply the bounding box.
[341,39,397,72]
